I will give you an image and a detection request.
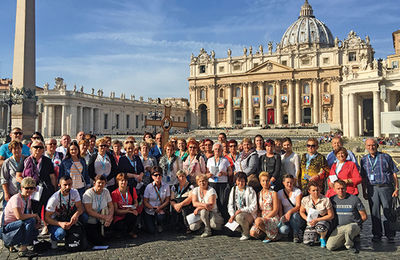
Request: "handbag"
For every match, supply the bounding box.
[390,196,400,231]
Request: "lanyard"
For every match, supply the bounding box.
[167,158,173,172]
[157,145,162,155]
[119,189,129,205]
[368,154,379,172]
[237,189,245,209]
[176,183,186,198]
[214,157,221,168]
[306,153,317,170]
[153,183,162,201]
[99,154,108,170]
[95,192,103,212]
[127,156,137,172]
[230,154,239,163]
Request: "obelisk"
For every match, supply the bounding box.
[11,0,36,136]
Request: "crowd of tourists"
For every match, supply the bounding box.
[0,128,399,257]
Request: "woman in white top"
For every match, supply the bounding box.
[277,174,304,242]
[190,174,224,237]
[281,138,300,182]
[206,143,232,221]
[227,172,257,240]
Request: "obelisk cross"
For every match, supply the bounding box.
[145,106,188,150]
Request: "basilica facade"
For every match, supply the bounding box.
[188,0,374,132]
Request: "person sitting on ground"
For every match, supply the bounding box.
[82,175,114,245]
[190,174,224,237]
[170,170,194,233]
[45,175,84,249]
[250,172,280,243]
[111,173,139,238]
[326,147,361,198]
[300,181,334,248]
[143,166,170,234]
[277,174,304,243]
[0,177,40,257]
[326,180,367,253]
[227,172,257,241]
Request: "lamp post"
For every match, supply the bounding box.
[148,109,163,135]
[0,84,36,142]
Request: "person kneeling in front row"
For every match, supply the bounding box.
[327,180,367,253]
[227,172,257,241]
[45,175,84,249]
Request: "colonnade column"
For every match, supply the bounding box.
[342,94,349,137]
[373,90,381,137]
[275,81,282,125]
[248,83,253,126]
[243,83,248,126]
[41,104,49,137]
[288,80,295,125]
[78,106,83,132]
[358,97,363,136]
[209,85,217,127]
[61,105,67,135]
[348,93,358,138]
[70,105,77,137]
[259,82,265,127]
[295,80,301,124]
[226,84,233,126]
[90,108,94,133]
[48,105,54,137]
[312,79,319,125]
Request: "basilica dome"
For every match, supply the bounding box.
[280,0,334,49]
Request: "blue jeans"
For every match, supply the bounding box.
[3,218,38,246]
[143,212,167,234]
[48,225,66,241]
[279,212,304,235]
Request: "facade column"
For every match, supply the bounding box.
[288,80,295,125]
[373,90,381,137]
[48,105,54,137]
[41,105,49,137]
[78,106,83,132]
[349,93,358,138]
[259,82,265,127]
[61,105,67,135]
[209,85,217,127]
[70,105,77,137]
[383,89,391,112]
[243,83,248,126]
[90,108,94,133]
[226,84,233,126]
[295,80,301,124]
[312,79,319,125]
[248,83,253,126]
[358,97,363,136]
[276,81,282,125]
[342,94,349,137]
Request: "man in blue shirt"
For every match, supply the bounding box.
[149,133,162,161]
[0,127,30,167]
[326,137,359,169]
[360,138,399,242]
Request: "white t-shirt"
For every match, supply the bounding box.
[206,157,230,183]
[192,186,218,212]
[277,188,302,214]
[82,188,112,223]
[46,189,81,219]
[281,152,300,177]
[144,182,170,215]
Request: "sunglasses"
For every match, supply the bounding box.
[153,174,162,177]
[99,144,108,148]
[125,141,134,144]
[32,136,41,139]
[24,186,36,190]
[13,132,23,135]
[32,146,44,149]
[188,146,196,149]
[307,144,317,148]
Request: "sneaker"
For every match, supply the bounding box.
[201,231,211,238]
[387,237,395,243]
[40,226,48,236]
[320,238,326,248]
[293,235,300,243]
[240,235,250,241]
[51,239,58,249]
[262,239,271,243]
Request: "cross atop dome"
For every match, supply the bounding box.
[300,0,314,18]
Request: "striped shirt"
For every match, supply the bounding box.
[360,152,399,185]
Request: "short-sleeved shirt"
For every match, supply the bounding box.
[281,152,300,177]
[360,152,399,185]
[192,186,218,212]
[0,143,30,159]
[111,188,138,223]
[278,188,302,214]
[82,188,112,223]
[330,194,365,226]
[206,156,230,183]
[301,194,332,216]
[1,193,31,226]
[45,189,81,220]
[0,156,26,197]
[144,182,170,215]
[69,161,85,189]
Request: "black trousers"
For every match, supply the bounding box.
[113,213,137,234]
[209,182,230,222]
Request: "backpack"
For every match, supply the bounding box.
[65,222,87,252]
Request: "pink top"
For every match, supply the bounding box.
[326,161,362,198]
[1,193,31,226]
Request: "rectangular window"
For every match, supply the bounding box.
[135,115,139,129]
[219,66,225,73]
[253,63,259,67]
[233,64,241,71]
[116,114,120,129]
[301,58,310,65]
[348,52,356,62]
[199,65,206,73]
[323,57,329,64]
[126,115,130,129]
[392,60,399,69]
[282,60,287,66]
[104,114,108,130]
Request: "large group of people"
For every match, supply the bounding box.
[0,127,399,257]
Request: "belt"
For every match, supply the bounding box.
[373,183,392,188]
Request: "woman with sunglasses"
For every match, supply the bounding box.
[159,142,182,186]
[182,140,206,185]
[298,138,329,195]
[44,138,64,179]
[88,137,118,192]
[0,177,41,257]
[28,132,44,148]
[143,166,170,234]
[16,140,57,233]
[259,139,282,191]
[59,141,90,198]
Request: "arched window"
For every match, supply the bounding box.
[253,87,259,96]
[323,82,329,93]
[267,85,274,95]
[200,89,206,100]
[303,83,310,94]
[282,85,288,94]
[219,88,224,98]
[235,87,241,97]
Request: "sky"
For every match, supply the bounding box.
[0,0,399,99]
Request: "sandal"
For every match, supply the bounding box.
[9,246,18,253]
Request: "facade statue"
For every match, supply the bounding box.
[91,88,95,95]
[211,50,215,59]
[243,47,247,56]
[227,49,232,57]
[249,46,252,55]
[268,41,273,53]
[259,44,263,54]
[43,83,49,91]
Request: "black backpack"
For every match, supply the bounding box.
[65,222,87,252]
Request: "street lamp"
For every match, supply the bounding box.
[148,109,163,134]
[0,84,36,142]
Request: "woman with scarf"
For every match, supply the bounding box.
[234,138,259,192]
[182,140,206,185]
[139,142,158,188]
[118,142,144,194]
[159,142,182,186]
[175,138,188,162]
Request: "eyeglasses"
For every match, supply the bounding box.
[307,144,316,148]
[99,144,108,148]
[23,186,36,190]
[153,174,162,177]
[13,132,23,136]
[32,146,44,149]
[125,141,134,144]
[229,145,237,147]
[32,136,40,139]
[188,146,196,149]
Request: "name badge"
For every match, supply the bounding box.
[369,174,375,181]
